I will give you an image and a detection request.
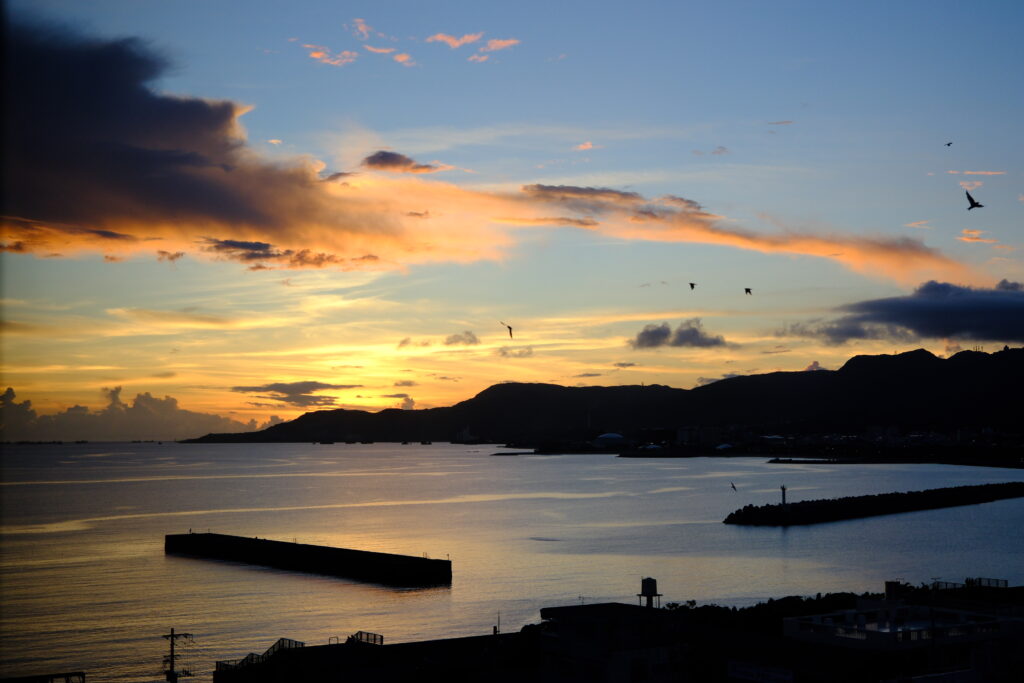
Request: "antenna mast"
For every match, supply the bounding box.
[162,628,194,682]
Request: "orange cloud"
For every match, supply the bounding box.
[948,170,1005,175]
[480,38,520,52]
[516,185,980,286]
[3,22,983,287]
[468,54,489,63]
[364,45,396,54]
[904,220,930,229]
[393,53,415,66]
[426,33,483,48]
[493,216,599,228]
[574,141,601,151]
[350,18,372,40]
[267,139,283,145]
[959,181,983,191]
[302,44,358,66]
[957,229,997,244]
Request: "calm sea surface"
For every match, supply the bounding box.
[2,443,1023,681]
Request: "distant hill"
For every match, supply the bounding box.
[185,348,1024,446]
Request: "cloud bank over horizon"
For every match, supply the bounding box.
[0,387,275,442]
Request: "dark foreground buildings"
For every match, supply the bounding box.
[212,578,1024,683]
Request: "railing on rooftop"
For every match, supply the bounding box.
[346,630,384,646]
[215,637,305,672]
[966,577,1008,588]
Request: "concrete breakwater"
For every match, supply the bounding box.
[165,532,452,586]
[723,481,1024,526]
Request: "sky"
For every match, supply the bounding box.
[2,0,1023,440]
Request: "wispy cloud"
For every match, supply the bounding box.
[959,181,983,191]
[444,330,480,345]
[696,372,740,386]
[348,18,373,40]
[231,381,361,407]
[426,33,483,48]
[903,220,930,229]
[393,53,416,67]
[768,120,794,125]
[493,216,599,228]
[302,43,358,66]
[947,170,1005,175]
[957,229,997,244]
[364,45,395,54]
[496,346,533,358]
[480,38,520,52]
[574,141,600,151]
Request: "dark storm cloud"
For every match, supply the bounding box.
[629,319,727,349]
[781,280,1024,344]
[361,150,444,173]
[231,381,361,407]
[0,19,405,267]
[3,19,271,228]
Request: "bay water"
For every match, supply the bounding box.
[2,442,1022,681]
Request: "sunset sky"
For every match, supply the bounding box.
[2,0,1022,439]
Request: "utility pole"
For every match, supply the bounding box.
[162,628,193,682]
[780,484,787,506]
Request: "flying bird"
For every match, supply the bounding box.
[500,321,513,339]
[744,288,752,295]
[945,142,953,146]
[966,191,984,210]
[730,482,737,491]
[689,282,696,290]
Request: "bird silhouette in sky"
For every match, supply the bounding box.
[966,191,984,210]
[689,282,696,290]
[500,321,513,339]
[945,142,953,146]
[744,288,752,295]
[730,482,737,491]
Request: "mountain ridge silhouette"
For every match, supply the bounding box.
[186,348,1023,445]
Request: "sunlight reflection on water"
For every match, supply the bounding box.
[1,442,1022,681]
